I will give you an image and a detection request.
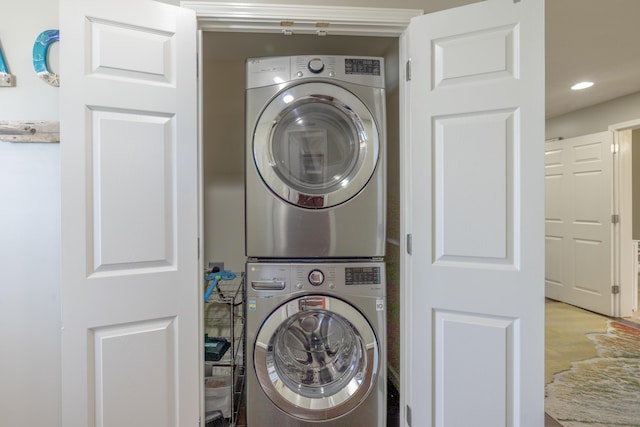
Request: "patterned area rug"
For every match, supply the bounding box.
[545,319,640,426]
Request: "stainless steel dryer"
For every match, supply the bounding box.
[246,261,386,427]
[245,55,386,258]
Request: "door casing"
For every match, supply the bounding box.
[610,118,640,317]
[181,3,422,426]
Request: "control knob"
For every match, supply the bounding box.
[308,58,325,74]
[308,269,325,286]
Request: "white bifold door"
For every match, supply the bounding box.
[405,0,544,425]
[59,0,199,426]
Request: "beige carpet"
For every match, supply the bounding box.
[545,300,608,384]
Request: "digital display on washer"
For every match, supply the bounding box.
[345,58,381,76]
[345,267,381,285]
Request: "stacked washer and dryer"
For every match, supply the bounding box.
[245,55,387,427]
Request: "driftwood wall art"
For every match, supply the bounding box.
[0,121,59,143]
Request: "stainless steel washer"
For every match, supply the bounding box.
[245,55,386,258]
[246,261,386,426]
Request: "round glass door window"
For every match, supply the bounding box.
[273,309,362,397]
[253,82,380,209]
[253,295,379,421]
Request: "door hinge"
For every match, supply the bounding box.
[612,285,620,294]
[406,58,411,82]
[406,233,412,255]
[406,405,412,427]
[611,214,620,224]
[611,143,619,153]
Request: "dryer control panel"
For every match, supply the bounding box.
[246,55,385,89]
[291,55,385,88]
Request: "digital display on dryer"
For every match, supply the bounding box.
[345,58,381,76]
[345,267,381,285]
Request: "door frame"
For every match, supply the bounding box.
[183,2,422,35]
[180,2,422,426]
[611,118,640,317]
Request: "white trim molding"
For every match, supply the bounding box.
[181,2,423,36]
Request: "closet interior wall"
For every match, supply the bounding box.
[201,31,401,384]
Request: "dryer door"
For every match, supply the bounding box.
[254,295,379,421]
[253,82,380,208]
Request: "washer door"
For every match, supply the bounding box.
[253,82,380,209]
[254,295,379,421]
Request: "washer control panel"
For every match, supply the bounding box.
[308,269,325,286]
[246,261,385,297]
[345,266,381,286]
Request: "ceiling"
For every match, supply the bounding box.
[545,0,640,118]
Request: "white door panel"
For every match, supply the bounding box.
[406,0,544,425]
[545,131,614,315]
[60,0,198,426]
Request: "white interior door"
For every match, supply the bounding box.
[545,131,615,316]
[404,0,544,425]
[59,1,199,426]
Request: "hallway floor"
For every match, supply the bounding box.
[545,299,640,426]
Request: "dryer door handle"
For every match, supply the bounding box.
[251,280,286,291]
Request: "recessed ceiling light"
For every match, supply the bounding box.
[571,81,594,90]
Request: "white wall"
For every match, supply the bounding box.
[0,1,61,427]
[546,90,640,140]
